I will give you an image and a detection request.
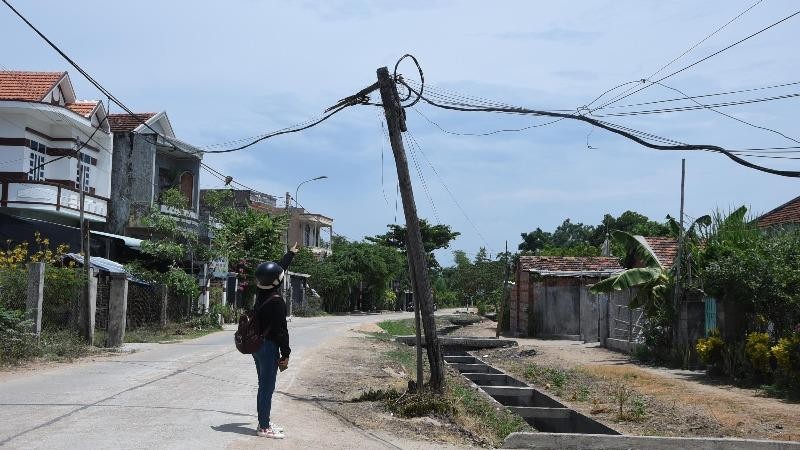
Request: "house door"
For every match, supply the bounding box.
[179,172,194,206]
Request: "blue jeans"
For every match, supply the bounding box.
[253,339,279,429]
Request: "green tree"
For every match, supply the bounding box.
[518,228,552,252]
[366,219,460,268]
[291,237,405,312]
[134,187,205,300]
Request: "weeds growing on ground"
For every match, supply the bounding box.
[377,319,416,336]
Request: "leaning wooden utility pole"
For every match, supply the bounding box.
[377,66,444,391]
[408,259,424,391]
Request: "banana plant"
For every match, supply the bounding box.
[589,230,671,316]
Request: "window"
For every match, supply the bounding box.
[27,140,46,181]
[75,152,91,192]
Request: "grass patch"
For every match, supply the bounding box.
[385,347,416,370]
[124,323,220,343]
[93,320,222,346]
[1,329,91,366]
[518,362,651,423]
[449,374,530,446]
[377,319,416,336]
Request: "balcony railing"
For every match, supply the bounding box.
[0,180,108,222]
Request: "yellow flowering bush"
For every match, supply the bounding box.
[696,329,725,366]
[745,332,772,374]
[0,234,75,312]
[772,332,800,373]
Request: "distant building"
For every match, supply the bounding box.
[199,189,334,256]
[756,194,800,230]
[106,111,203,238]
[0,71,111,226]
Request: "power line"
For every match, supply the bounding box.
[200,104,350,154]
[644,80,800,145]
[398,80,800,177]
[596,91,800,118]
[2,0,356,158]
[592,0,764,111]
[605,80,800,110]
[412,105,564,137]
[594,7,800,111]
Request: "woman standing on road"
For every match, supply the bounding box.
[251,243,297,439]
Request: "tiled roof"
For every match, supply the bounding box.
[108,113,156,132]
[639,236,678,268]
[0,71,64,101]
[519,256,623,276]
[66,101,98,118]
[757,195,800,228]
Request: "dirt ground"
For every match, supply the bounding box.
[460,319,800,441]
[290,324,487,448]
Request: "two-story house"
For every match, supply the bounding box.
[0,71,112,229]
[106,111,203,238]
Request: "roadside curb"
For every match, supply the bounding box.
[502,432,800,449]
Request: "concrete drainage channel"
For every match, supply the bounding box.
[445,352,619,435]
[445,351,800,449]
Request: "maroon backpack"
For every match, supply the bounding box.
[234,293,279,354]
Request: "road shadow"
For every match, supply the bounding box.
[211,422,255,436]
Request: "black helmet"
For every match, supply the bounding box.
[255,261,284,289]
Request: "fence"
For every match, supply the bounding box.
[0,263,83,332]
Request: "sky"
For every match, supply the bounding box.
[1,0,798,264]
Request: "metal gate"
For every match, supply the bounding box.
[704,297,717,336]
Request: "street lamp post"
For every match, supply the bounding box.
[287,175,327,320]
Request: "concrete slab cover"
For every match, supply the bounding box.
[502,432,800,449]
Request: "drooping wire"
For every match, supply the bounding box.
[645,80,800,145]
[402,132,441,224]
[406,130,493,253]
[398,79,800,178]
[412,105,564,137]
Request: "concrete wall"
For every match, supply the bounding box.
[107,133,156,234]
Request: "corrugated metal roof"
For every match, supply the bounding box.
[65,253,149,285]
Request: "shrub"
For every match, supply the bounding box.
[771,331,800,393]
[0,305,39,364]
[696,329,724,373]
[0,267,26,310]
[745,332,772,374]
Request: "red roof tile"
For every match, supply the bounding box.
[0,71,64,101]
[640,236,678,268]
[66,101,98,118]
[108,113,156,133]
[757,195,800,228]
[519,256,623,275]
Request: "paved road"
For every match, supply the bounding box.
[0,312,455,449]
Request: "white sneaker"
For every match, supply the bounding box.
[256,427,284,439]
[270,422,284,433]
